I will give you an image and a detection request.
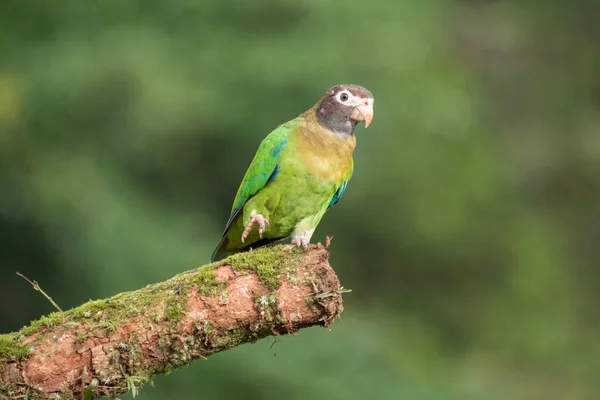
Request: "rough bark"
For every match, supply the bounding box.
[0,244,344,400]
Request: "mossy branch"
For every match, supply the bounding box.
[0,244,344,400]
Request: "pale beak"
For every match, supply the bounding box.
[349,101,374,128]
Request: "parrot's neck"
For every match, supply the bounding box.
[298,110,357,146]
[315,112,357,136]
[306,105,357,136]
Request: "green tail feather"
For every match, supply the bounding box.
[210,236,236,262]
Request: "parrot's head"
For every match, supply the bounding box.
[315,84,374,135]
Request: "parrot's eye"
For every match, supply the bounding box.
[339,93,349,102]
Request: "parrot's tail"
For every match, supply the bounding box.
[210,237,236,262]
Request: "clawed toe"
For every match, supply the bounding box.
[258,218,270,238]
[241,213,269,243]
[292,235,309,250]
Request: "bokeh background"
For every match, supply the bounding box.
[1,0,599,399]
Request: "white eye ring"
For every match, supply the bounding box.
[337,90,352,103]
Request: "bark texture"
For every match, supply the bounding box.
[0,244,343,399]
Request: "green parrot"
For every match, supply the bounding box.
[211,84,374,262]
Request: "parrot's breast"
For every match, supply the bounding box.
[294,124,355,183]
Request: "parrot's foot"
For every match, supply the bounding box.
[241,213,270,243]
[291,235,310,250]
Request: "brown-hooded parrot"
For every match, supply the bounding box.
[211,84,374,262]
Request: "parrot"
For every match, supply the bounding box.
[211,84,374,262]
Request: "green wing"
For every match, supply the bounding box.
[221,122,293,236]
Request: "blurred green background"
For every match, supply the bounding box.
[1,0,599,399]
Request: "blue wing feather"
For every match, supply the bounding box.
[329,180,348,209]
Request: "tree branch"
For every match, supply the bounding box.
[0,244,344,399]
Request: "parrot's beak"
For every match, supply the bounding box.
[350,102,374,128]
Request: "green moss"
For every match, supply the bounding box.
[93,319,118,334]
[197,320,214,335]
[0,333,32,361]
[193,322,252,351]
[1,244,304,371]
[193,268,227,296]
[186,245,302,296]
[19,313,61,336]
[254,294,279,321]
[157,334,170,356]
[117,340,143,370]
[225,245,302,291]
[212,328,250,349]
[164,305,182,321]
[163,296,184,326]
[254,293,288,324]
[76,332,87,344]
[255,294,277,309]
[72,299,108,319]
[17,299,111,338]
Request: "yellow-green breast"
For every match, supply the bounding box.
[294,119,356,183]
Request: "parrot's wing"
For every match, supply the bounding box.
[328,159,353,209]
[328,181,348,208]
[221,122,292,236]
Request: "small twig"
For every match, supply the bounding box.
[312,287,352,299]
[16,272,63,312]
[269,336,280,357]
[325,235,333,249]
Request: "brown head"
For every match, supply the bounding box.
[314,84,374,135]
